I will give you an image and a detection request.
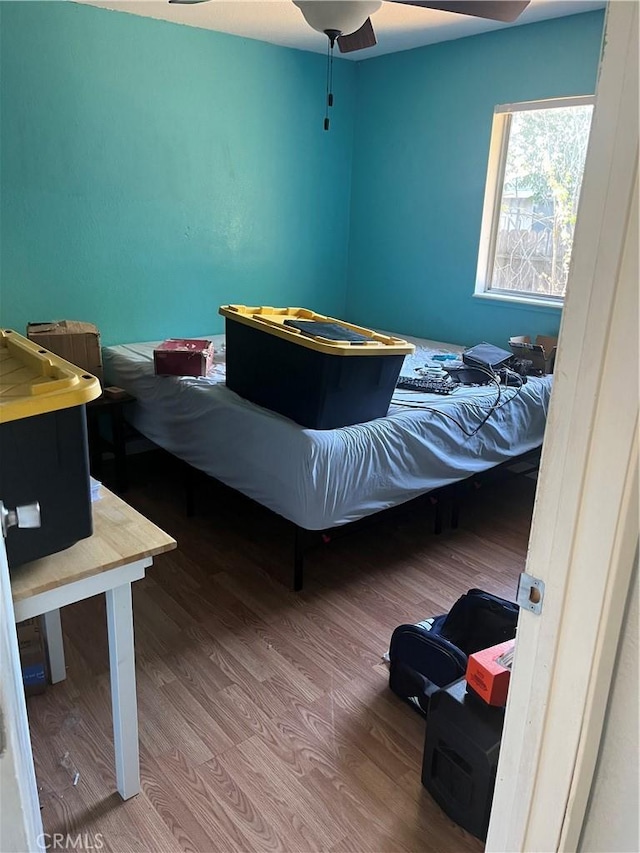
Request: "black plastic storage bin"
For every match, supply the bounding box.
[422,678,505,841]
[0,329,101,568]
[219,305,414,430]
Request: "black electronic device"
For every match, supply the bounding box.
[462,343,513,372]
[498,368,526,387]
[396,376,456,395]
[511,357,538,376]
[444,366,493,386]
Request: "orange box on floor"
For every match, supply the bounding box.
[465,639,515,707]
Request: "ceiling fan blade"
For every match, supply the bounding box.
[388,1,530,23]
[338,18,377,53]
[168,0,210,4]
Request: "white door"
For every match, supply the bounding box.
[0,510,45,852]
[487,1,639,850]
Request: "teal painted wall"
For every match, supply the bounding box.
[346,11,605,347]
[0,2,355,346]
[0,6,605,349]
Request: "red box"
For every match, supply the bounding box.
[466,639,515,707]
[153,339,214,377]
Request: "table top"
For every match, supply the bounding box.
[11,487,176,602]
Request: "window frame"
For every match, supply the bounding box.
[474,95,595,309]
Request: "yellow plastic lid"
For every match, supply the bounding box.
[219,305,415,357]
[0,329,101,423]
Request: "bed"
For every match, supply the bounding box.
[103,333,552,587]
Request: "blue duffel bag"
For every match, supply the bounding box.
[388,588,519,716]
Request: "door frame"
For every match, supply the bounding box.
[0,532,44,852]
[486,2,639,850]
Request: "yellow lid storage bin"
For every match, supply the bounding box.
[219,305,415,429]
[0,329,101,568]
[0,328,101,422]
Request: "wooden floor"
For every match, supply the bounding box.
[27,452,536,853]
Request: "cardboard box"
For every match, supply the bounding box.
[27,320,103,383]
[509,335,558,374]
[153,339,214,377]
[17,617,47,696]
[465,639,515,707]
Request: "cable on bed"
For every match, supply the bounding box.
[394,373,525,438]
[392,368,525,438]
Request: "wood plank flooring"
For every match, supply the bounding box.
[26,452,536,853]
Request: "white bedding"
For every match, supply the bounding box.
[103,334,551,530]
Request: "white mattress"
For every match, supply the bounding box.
[103,334,551,530]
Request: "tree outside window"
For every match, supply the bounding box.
[476,98,594,304]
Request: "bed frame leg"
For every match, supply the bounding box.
[451,483,461,530]
[184,462,196,518]
[432,495,443,535]
[293,526,305,591]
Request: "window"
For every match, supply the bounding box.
[475,97,594,306]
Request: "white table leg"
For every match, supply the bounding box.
[42,610,66,684]
[105,582,140,800]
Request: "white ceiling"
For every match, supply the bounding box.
[77,0,606,60]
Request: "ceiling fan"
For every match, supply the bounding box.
[294,1,530,54]
[168,1,531,53]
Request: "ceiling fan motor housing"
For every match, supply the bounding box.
[293,1,382,36]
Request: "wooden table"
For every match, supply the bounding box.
[11,487,176,800]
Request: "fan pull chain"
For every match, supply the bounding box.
[324,31,338,131]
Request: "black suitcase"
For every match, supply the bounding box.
[388,589,519,715]
[421,678,505,841]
